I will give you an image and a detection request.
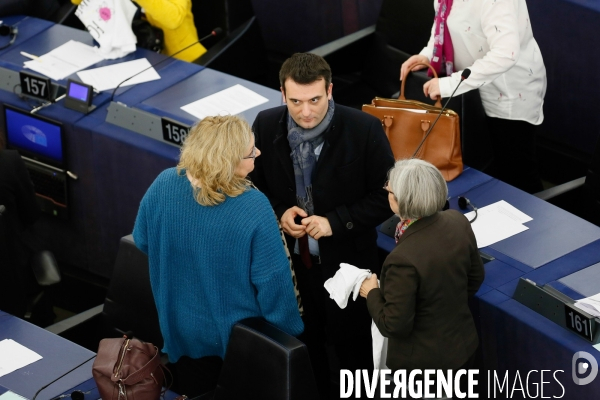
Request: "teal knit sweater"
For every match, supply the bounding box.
[133,168,304,362]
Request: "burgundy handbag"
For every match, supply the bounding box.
[92,336,166,400]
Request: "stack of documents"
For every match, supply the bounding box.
[464,200,532,248]
[24,40,104,81]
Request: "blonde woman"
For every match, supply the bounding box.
[133,115,303,396]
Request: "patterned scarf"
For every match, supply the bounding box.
[429,0,455,77]
[287,99,335,215]
[394,218,420,244]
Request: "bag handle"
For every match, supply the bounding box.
[399,62,443,108]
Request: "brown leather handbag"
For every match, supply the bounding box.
[92,336,166,400]
[362,62,463,181]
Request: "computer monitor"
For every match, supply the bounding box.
[3,104,65,169]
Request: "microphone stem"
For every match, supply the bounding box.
[412,78,465,158]
[110,30,217,101]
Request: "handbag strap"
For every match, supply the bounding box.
[399,62,443,108]
[119,345,162,385]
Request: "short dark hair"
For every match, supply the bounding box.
[279,53,332,94]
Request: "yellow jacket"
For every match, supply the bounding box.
[72,0,207,62]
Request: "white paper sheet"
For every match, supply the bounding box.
[0,391,28,400]
[475,200,533,224]
[181,84,269,120]
[574,294,600,318]
[0,339,43,378]
[76,58,161,91]
[23,40,104,81]
[465,208,529,248]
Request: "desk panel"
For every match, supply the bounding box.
[480,297,600,398]
[0,313,94,400]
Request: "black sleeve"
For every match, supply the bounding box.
[325,116,395,238]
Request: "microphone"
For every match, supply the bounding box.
[31,354,96,400]
[458,195,478,223]
[110,27,224,101]
[411,68,471,158]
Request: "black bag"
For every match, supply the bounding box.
[132,19,164,53]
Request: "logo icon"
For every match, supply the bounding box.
[572,351,598,385]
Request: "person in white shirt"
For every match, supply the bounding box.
[401,0,547,193]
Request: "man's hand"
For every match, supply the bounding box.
[424,78,441,101]
[301,215,332,240]
[280,206,308,238]
[360,274,378,298]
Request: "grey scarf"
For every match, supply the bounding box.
[287,99,335,215]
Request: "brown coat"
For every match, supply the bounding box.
[367,210,484,371]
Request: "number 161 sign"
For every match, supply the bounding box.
[565,305,595,341]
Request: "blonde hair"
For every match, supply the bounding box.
[177,115,253,206]
[388,159,448,220]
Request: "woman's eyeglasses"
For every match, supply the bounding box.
[243,145,257,159]
[383,180,393,193]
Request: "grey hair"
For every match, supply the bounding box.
[388,159,448,220]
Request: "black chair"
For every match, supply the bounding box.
[309,0,434,109]
[193,16,270,87]
[0,205,61,325]
[198,317,318,400]
[47,234,162,351]
[534,136,600,226]
[190,0,270,87]
[191,0,254,42]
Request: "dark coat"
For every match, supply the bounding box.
[250,103,395,280]
[367,210,485,371]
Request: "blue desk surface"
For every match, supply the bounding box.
[0,16,54,57]
[0,24,93,70]
[0,312,94,400]
[452,177,600,269]
[497,239,600,298]
[137,67,283,125]
[557,260,600,298]
[377,167,600,269]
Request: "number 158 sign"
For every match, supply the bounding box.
[161,118,190,147]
